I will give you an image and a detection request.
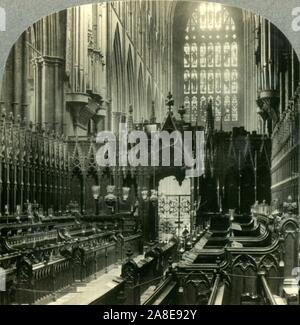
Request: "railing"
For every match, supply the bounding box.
[258,271,277,305]
[207,274,221,305]
[142,276,177,305]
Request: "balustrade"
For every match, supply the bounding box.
[257,271,277,305]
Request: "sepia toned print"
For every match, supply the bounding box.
[0,0,299,306]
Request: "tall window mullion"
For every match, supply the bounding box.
[183,2,239,125]
[197,31,201,123]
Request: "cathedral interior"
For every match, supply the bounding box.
[0,0,299,305]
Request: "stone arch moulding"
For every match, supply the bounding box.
[137,64,145,120]
[126,45,135,116]
[0,0,300,82]
[112,23,123,114]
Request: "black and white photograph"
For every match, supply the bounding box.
[0,0,299,307]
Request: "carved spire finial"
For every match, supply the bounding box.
[166,92,174,114]
[150,101,156,123]
[127,104,134,132]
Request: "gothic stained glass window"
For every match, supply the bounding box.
[183,2,239,123]
[184,96,190,111]
[184,43,190,67]
[200,70,206,93]
[191,69,198,93]
[215,43,221,67]
[184,70,190,94]
[200,44,206,67]
[191,43,198,67]
[224,95,231,121]
[191,96,198,118]
[215,95,222,120]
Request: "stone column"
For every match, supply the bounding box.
[112,111,122,134]
[12,39,22,117]
[30,12,65,130]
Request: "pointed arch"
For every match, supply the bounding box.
[258,254,279,274]
[127,46,135,119]
[137,65,144,122]
[112,24,123,114]
[137,4,143,53]
[153,88,159,122]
